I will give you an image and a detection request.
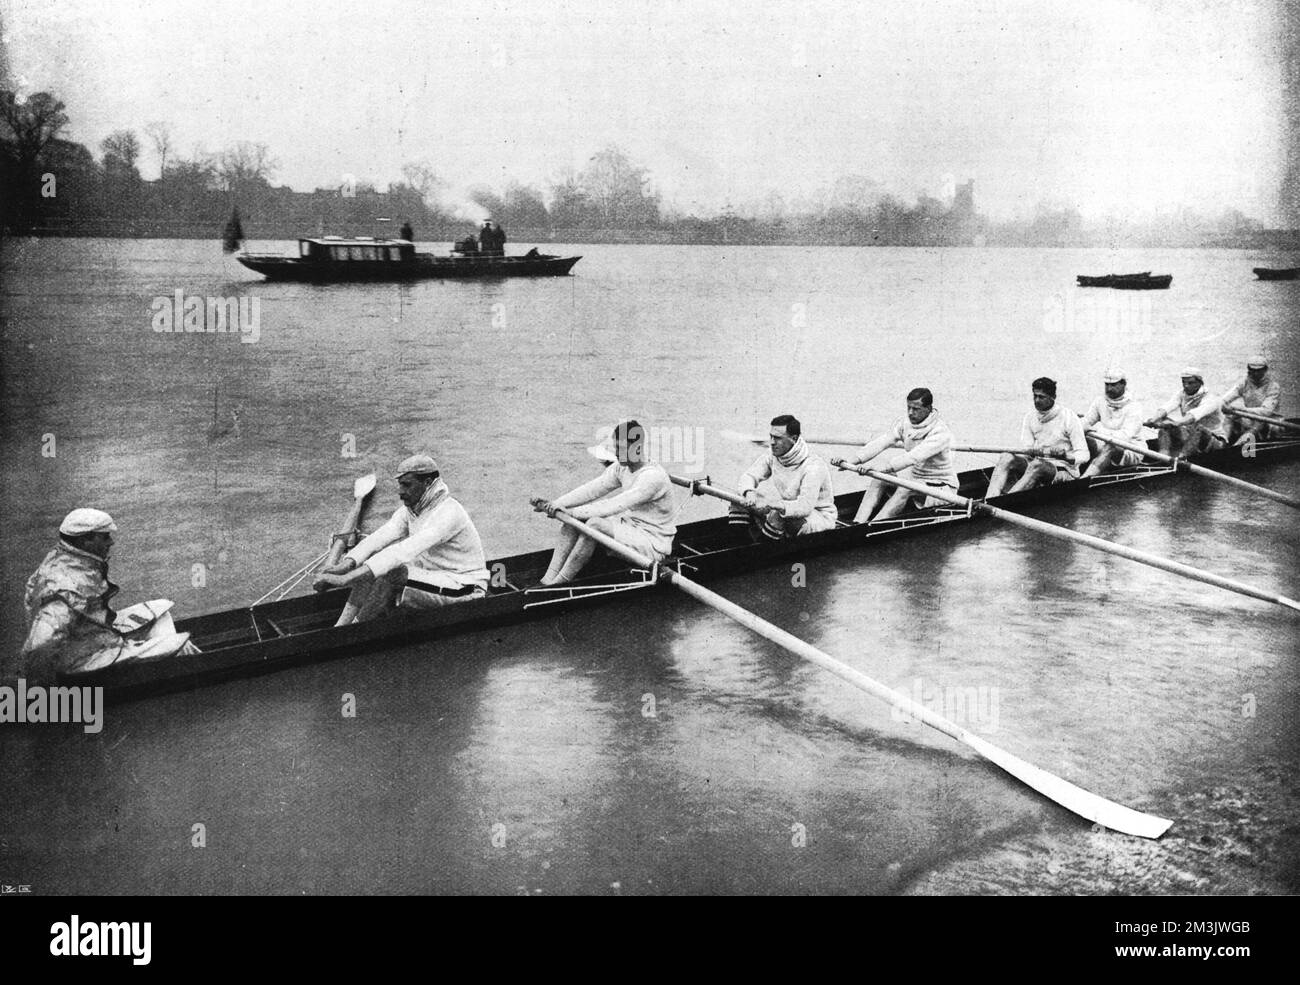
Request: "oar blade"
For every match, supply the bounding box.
[962,733,1172,839]
[354,472,377,499]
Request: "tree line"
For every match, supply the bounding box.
[1,88,1286,248]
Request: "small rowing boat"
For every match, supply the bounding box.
[1252,266,1299,281]
[237,236,581,282]
[65,425,1300,704]
[1077,272,1172,289]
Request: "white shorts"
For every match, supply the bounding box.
[607,517,671,562]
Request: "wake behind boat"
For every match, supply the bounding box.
[237,235,581,281]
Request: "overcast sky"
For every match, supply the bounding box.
[1,0,1293,220]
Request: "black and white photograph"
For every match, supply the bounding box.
[1,0,1297,916]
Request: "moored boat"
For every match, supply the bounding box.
[1077,271,1171,289]
[63,426,1300,704]
[1253,266,1299,281]
[237,236,581,281]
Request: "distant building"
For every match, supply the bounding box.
[953,179,975,220]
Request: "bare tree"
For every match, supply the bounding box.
[216,141,278,190]
[144,121,172,179]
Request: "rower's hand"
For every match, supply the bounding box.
[320,558,357,577]
[312,572,349,592]
[1046,443,1068,459]
[530,497,559,518]
[829,456,843,468]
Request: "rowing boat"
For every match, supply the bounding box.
[1252,266,1299,281]
[1076,272,1172,289]
[65,426,1300,703]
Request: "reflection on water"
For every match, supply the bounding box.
[1,240,1296,893]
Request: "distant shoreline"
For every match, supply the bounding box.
[8,226,1300,251]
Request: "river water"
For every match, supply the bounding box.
[1,238,1297,894]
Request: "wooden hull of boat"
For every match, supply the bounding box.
[1253,267,1299,281]
[1077,273,1171,289]
[237,253,581,281]
[63,428,1300,704]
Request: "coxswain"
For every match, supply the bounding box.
[830,388,957,523]
[1221,354,1282,445]
[313,455,490,624]
[20,508,197,683]
[984,377,1088,497]
[399,220,414,241]
[1143,368,1227,458]
[1081,369,1147,477]
[731,414,837,539]
[531,420,677,584]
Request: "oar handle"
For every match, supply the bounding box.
[952,445,1045,457]
[1224,406,1299,432]
[668,473,760,512]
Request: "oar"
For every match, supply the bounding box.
[1223,407,1300,433]
[719,429,1044,456]
[1086,429,1300,511]
[326,473,378,566]
[720,428,866,447]
[535,505,1172,838]
[832,462,1300,612]
[669,473,760,512]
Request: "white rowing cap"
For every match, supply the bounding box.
[60,508,117,535]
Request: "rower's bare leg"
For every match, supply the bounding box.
[984,453,1024,498]
[333,600,361,627]
[346,567,407,623]
[852,480,891,523]
[541,525,582,584]
[555,517,617,582]
[871,483,918,521]
[1082,445,1119,478]
[1008,458,1056,493]
[1156,427,1179,457]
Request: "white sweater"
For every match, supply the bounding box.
[1019,404,1089,475]
[555,462,678,556]
[737,441,837,524]
[856,411,957,486]
[346,480,490,590]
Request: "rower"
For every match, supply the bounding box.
[829,387,957,523]
[1222,354,1282,445]
[313,455,490,624]
[20,508,197,683]
[984,377,1088,497]
[1081,369,1146,477]
[731,414,837,539]
[531,420,677,584]
[1144,367,1227,458]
